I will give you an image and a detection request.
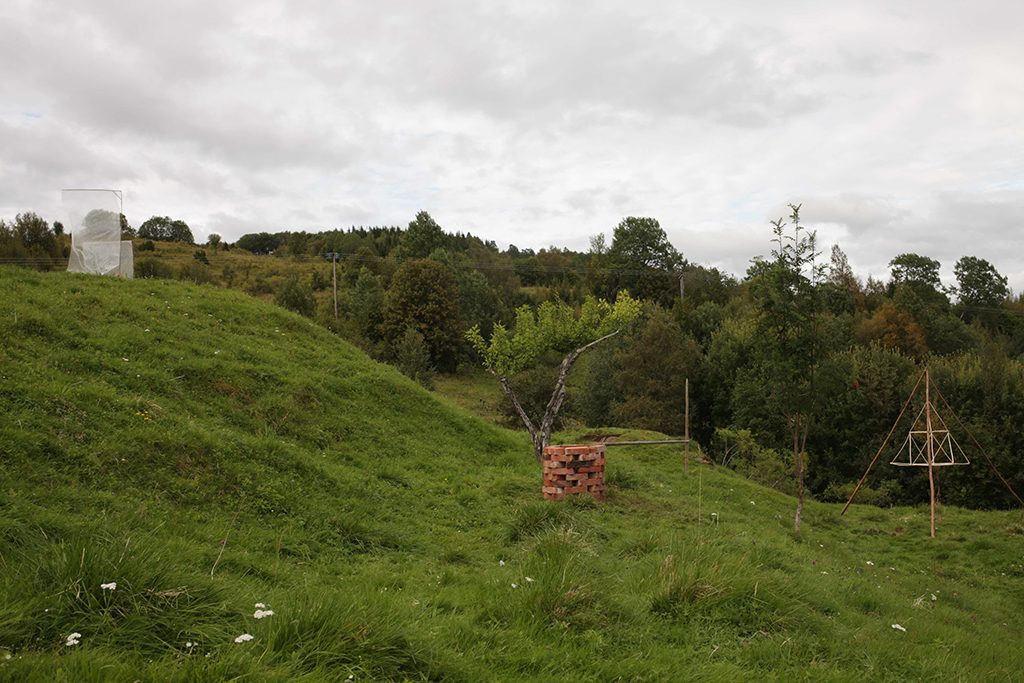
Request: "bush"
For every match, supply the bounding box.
[394,327,435,389]
[138,240,156,252]
[135,258,174,279]
[273,274,314,317]
[821,479,900,507]
[177,261,214,285]
[710,427,794,495]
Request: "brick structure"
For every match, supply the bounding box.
[542,444,606,501]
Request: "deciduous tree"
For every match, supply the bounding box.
[139,216,194,244]
[954,256,1008,327]
[382,259,462,371]
[467,293,641,461]
[603,217,684,307]
[748,204,825,532]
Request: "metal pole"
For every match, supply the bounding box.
[605,439,690,446]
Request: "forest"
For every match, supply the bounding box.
[4,207,1024,511]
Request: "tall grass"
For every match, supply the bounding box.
[2,267,1023,680]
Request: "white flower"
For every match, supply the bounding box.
[498,560,505,567]
[65,633,82,646]
[525,576,534,583]
[511,583,519,589]
[891,624,906,632]
[254,602,266,609]
[100,582,116,591]
[931,594,937,601]
[186,641,194,648]
[866,561,875,566]
[234,633,254,643]
[253,609,274,619]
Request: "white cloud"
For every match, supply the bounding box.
[1,0,1022,287]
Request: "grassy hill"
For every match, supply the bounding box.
[1,267,1023,681]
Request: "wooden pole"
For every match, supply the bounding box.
[684,378,690,474]
[841,368,926,516]
[332,253,338,319]
[925,368,936,538]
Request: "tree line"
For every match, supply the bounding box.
[227,209,1024,514]
[4,206,1024,512]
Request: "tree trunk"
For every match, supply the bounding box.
[793,413,810,533]
[491,330,620,463]
[493,373,544,462]
[794,449,804,533]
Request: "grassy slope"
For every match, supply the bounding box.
[1,267,1023,682]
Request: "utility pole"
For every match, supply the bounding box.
[325,252,340,319]
[678,273,685,303]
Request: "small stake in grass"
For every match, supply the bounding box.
[211,511,240,576]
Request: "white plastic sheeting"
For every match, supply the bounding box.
[119,240,134,278]
[64,190,133,278]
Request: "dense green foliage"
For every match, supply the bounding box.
[0,212,67,269]
[4,206,1024,510]
[467,293,643,460]
[2,269,1024,681]
[138,216,195,244]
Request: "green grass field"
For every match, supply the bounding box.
[2,267,1023,681]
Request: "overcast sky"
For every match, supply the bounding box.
[2,1,1022,288]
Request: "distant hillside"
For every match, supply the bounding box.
[1,267,1022,681]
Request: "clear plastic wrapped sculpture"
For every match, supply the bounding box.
[64,189,133,278]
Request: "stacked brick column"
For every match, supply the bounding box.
[542,444,606,500]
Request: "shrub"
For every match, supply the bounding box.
[394,327,435,389]
[178,261,214,285]
[273,274,314,317]
[135,258,174,279]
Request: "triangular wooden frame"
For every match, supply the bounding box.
[841,367,1022,537]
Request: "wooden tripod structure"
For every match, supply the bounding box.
[841,368,1024,537]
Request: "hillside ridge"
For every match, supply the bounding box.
[1,267,1023,681]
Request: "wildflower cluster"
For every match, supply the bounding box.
[234,602,275,644]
